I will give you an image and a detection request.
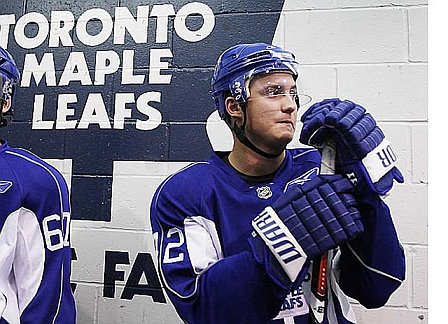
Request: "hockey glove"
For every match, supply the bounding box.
[299,98,404,195]
[249,174,364,286]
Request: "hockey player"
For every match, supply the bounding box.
[150,43,405,323]
[0,46,76,323]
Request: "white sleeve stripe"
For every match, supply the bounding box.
[18,208,46,313]
[0,208,45,322]
[184,216,223,274]
[347,243,403,283]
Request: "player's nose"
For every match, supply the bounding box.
[281,94,297,113]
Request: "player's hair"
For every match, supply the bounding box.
[0,46,20,127]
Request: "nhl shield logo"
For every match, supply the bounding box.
[256,186,272,199]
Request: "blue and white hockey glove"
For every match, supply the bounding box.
[249,175,364,286]
[299,98,404,195]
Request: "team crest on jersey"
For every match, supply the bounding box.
[0,180,13,193]
[256,186,273,199]
[284,167,319,191]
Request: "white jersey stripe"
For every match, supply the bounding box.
[0,208,45,324]
[184,216,223,274]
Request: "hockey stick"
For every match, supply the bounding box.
[309,138,336,324]
[0,292,5,317]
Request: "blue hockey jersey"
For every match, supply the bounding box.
[150,148,405,324]
[0,141,76,324]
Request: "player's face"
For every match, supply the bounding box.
[244,72,298,153]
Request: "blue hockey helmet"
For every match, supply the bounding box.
[210,43,300,120]
[0,46,20,127]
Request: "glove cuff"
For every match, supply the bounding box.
[252,206,308,282]
[361,139,398,183]
[338,160,404,196]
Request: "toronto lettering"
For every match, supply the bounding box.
[0,3,215,49]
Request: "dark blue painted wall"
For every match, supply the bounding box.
[0,0,285,220]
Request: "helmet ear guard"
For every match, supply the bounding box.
[0,98,11,128]
[0,46,20,127]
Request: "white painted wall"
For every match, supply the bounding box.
[274,1,428,323]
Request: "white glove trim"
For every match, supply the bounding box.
[361,139,399,183]
[252,206,307,282]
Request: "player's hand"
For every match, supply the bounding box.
[299,98,404,195]
[250,174,363,283]
[271,174,364,258]
[299,99,383,160]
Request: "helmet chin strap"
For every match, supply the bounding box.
[230,104,285,159]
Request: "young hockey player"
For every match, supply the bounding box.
[0,46,76,323]
[150,43,405,323]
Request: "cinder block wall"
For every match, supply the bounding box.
[274,1,428,323]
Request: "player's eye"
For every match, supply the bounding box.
[289,89,298,99]
[264,85,286,97]
[263,85,298,98]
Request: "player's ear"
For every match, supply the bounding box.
[2,99,11,114]
[225,97,243,122]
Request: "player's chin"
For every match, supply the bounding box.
[275,127,295,142]
[272,132,294,148]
